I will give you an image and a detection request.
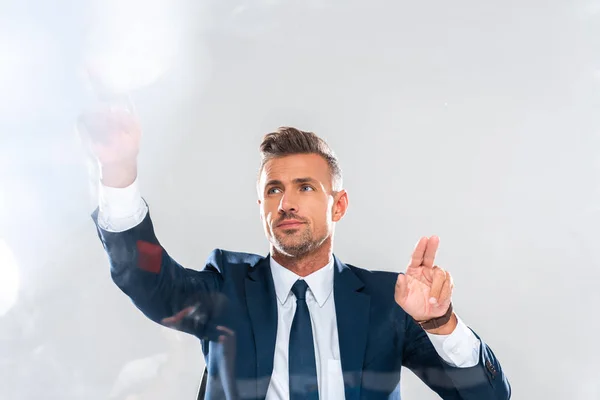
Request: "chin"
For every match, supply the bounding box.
[278,248,310,259]
[276,238,303,250]
[273,239,309,256]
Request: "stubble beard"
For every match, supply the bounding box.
[273,225,324,259]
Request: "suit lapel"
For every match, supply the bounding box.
[245,255,278,398]
[333,255,370,400]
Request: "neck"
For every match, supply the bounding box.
[271,238,333,277]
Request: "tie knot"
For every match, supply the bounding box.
[291,279,309,301]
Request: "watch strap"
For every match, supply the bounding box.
[416,302,453,330]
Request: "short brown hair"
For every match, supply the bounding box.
[258,126,343,191]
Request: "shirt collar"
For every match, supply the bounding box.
[269,255,334,308]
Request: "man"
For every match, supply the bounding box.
[81,108,510,399]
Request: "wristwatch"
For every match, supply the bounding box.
[415,302,454,330]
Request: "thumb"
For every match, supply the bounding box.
[395,273,408,302]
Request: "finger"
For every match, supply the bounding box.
[422,236,440,269]
[216,325,235,337]
[161,306,196,326]
[112,106,141,141]
[428,266,446,304]
[438,273,454,307]
[408,237,428,268]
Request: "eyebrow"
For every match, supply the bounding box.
[265,177,318,187]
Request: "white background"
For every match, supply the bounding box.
[0,0,599,399]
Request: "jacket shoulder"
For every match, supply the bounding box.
[203,248,266,273]
[343,262,400,297]
[345,262,399,281]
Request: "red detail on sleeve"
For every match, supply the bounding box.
[136,240,163,274]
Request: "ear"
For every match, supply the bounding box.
[332,189,349,222]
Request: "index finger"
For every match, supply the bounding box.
[422,236,440,269]
[408,237,428,268]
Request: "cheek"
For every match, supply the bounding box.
[313,203,333,228]
[262,209,276,228]
[258,207,269,229]
[321,201,335,229]
[324,199,334,219]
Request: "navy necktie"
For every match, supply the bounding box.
[289,279,319,399]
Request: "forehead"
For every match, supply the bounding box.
[260,153,331,185]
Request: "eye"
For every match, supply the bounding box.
[267,187,282,195]
[301,185,314,192]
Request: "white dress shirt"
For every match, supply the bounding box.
[266,255,344,399]
[97,178,482,398]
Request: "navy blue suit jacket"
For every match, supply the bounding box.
[92,208,510,399]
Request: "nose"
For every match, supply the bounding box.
[278,192,299,214]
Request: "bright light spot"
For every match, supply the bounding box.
[0,239,20,317]
[84,0,182,95]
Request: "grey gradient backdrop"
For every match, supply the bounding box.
[1,0,599,399]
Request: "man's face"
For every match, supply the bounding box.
[257,153,347,258]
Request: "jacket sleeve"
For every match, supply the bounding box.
[401,312,511,399]
[91,206,223,338]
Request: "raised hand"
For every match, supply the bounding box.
[77,105,141,187]
[77,66,141,188]
[78,107,141,164]
[394,236,455,330]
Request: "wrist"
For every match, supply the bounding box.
[100,160,138,188]
[425,312,458,335]
[414,302,456,334]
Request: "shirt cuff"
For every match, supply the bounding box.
[97,177,148,232]
[425,313,481,368]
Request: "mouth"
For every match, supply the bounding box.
[276,220,305,229]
